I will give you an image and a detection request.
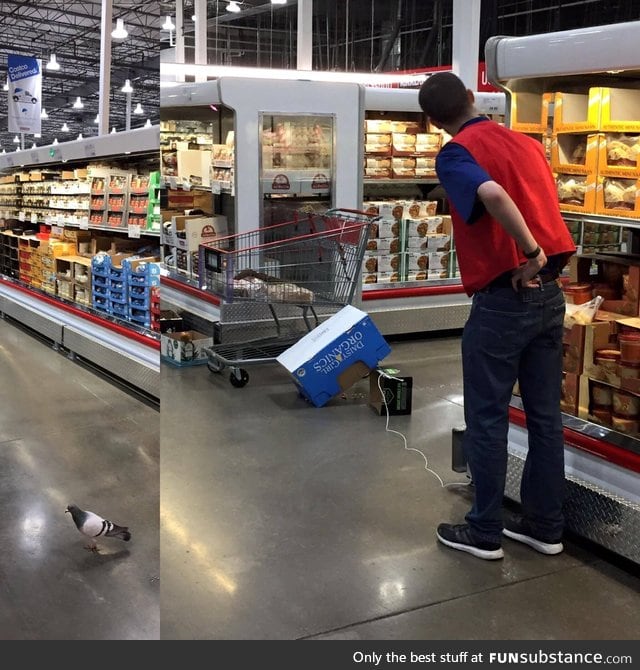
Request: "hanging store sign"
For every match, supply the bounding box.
[7,54,42,134]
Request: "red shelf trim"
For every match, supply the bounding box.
[509,406,640,474]
[160,276,221,306]
[0,277,160,350]
[362,284,467,301]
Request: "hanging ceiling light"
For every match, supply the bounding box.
[40,107,49,119]
[121,79,133,93]
[1,149,5,154]
[46,54,61,71]
[226,1,241,13]
[3,78,8,91]
[94,114,100,124]
[34,133,41,138]
[61,122,69,132]
[53,138,58,144]
[13,135,20,144]
[133,102,144,115]
[111,18,128,40]
[111,127,117,134]
[73,96,84,109]
[31,142,37,149]
[144,118,152,127]
[162,16,175,30]
[77,133,83,140]
[271,0,287,4]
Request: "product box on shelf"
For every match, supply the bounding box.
[550,133,600,174]
[161,330,213,366]
[553,89,602,134]
[404,215,450,241]
[391,134,417,157]
[582,320,621,386]
[560,371,581,415]
[376,254,403,274]
[556,173,597,213]
[598,88,640,133]
[563,323,587,375]
[597,133,640,178]
[595,176,640,218]
[276,305,391,408]
[365,237,403,254]
[261,172,299,195]
[163,215,228,251]
[364,133,392,155]
[510,91,551,133]
[298,172,331,196]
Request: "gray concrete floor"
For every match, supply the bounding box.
[161,336,640,640]
[0,318,160,640]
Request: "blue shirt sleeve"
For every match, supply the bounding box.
[436,142,492,224]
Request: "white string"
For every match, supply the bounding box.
[377,370,471,489]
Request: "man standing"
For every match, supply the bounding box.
[418,72,576,560]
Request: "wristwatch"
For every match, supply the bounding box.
[523,245,542,259]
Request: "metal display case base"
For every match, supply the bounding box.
[0,280,159,400]
[506,423,640,566]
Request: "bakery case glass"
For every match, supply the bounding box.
[260,113,334,226]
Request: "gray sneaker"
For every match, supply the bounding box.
[503,519,563,555]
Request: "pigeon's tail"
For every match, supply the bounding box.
[105,524,131,542]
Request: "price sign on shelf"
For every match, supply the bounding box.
[18,211,25,222]
[79,216,89,230]
[211,180,221,195]
[128,224,141,239]
[30,212,38,224]
[57,213,65,225]
[168,176,178,190]
[51,225,63,236]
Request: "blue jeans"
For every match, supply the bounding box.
[462,280,566,543]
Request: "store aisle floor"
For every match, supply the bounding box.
[161,335,640,640]
[0,319,159,640]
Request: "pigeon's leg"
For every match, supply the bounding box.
[84,540,99,553]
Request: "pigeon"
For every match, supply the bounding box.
[65,504,131,552]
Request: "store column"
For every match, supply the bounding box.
[194,0,207,82]
[452,0,481,90]
[297,0,313,70]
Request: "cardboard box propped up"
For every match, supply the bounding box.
[276,305,391,407]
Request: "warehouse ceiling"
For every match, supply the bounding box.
[0,0,159,153]
[160,0,640,72]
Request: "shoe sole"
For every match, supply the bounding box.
[503,528,563,555]
[437,531,504,560]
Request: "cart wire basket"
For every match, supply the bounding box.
[198,208,379,387]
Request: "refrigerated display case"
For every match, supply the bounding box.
[486,20,640,565]
[160,77,362,330]
[0,127,161,398]
[159,77,507,336]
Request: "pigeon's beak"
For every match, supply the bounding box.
[64,509,69,513]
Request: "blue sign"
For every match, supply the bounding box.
[7,54,42,134]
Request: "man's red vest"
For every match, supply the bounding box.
[446,120,576,295]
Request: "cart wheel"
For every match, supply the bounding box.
[207,358,224,373]
[229,369,249,388]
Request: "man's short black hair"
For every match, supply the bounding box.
[418,72,472,126]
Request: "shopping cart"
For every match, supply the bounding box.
[198,208,379,387]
